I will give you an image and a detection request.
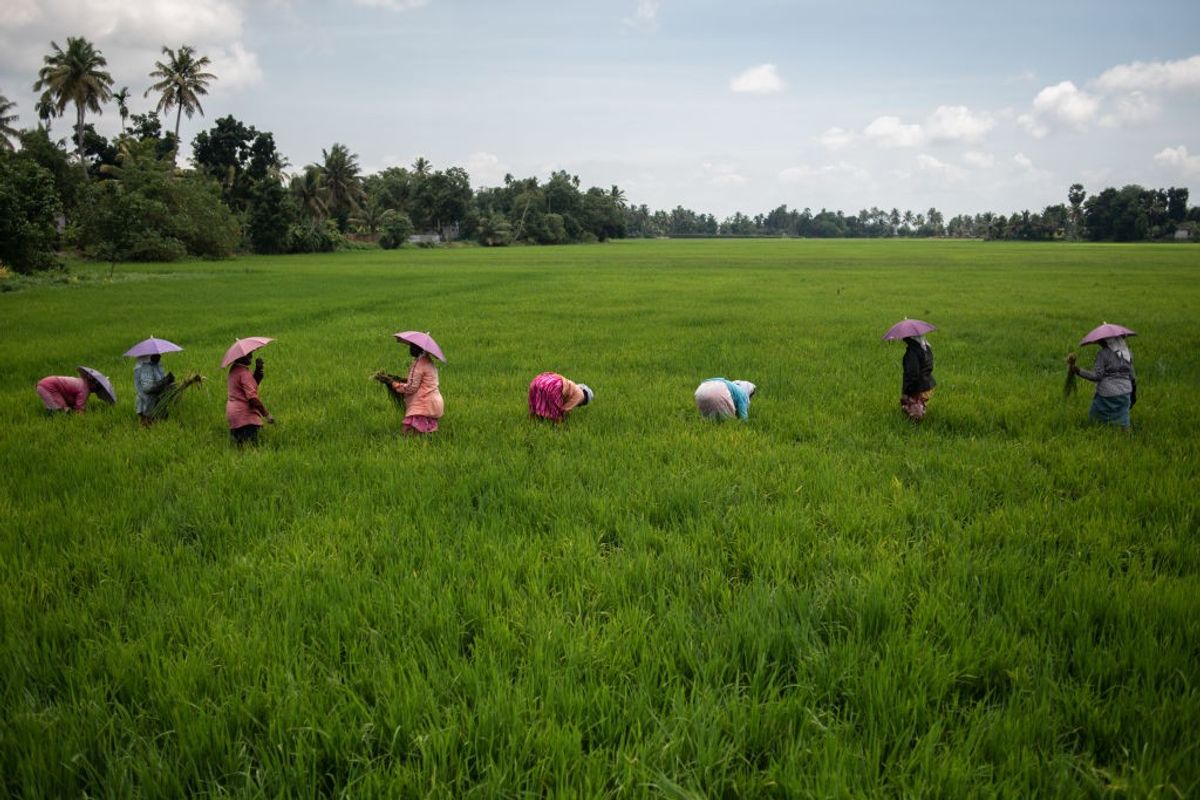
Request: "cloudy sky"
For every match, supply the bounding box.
[2,0,1197,218]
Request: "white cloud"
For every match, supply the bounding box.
[352,0,429,10]
[778,162,870,185]
[1018,80,1099,137]
[1095,54,1200,93]
[916,154,966,181]
[1012,152,1035,171]
[817,126,855,150]
[622,0,659,33]
[925,105,994,143]
[701,161,747,186]
[729,64,784,95]
[863,115,924,148]
[461,151,509,186]
[1100,91,1161,127]
[1154,145,1200,177]
[206,42,262,90]
[962,151,995,169]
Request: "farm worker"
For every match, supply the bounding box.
[900,336,936,422]
[133,354,174,425]
[376,341,444,434]
[35,373,100,413]
[694,378,756,421]
[528,372,593,422]
[1069,336,1136,428]
[226,355,273,446]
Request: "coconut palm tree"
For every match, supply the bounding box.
[349,195,396,236]
[320,143,364,230]
[290,165,329,221]
[113,86,130,134]
[33,36,114,166]
[0,93,19,150]
[144,45,216,152]
[411,157,431,178]
[35,92,57,134]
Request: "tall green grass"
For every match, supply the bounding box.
[2,240,1198,796]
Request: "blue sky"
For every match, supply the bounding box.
[2,0,1197,217]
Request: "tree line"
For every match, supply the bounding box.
[2,35,1197,275]
[626,183,1197,242]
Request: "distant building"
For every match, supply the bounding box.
[1175,228,1191,240]
[407,233,441,245]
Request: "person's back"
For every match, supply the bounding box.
[695,378,755,420]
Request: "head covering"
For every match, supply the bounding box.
[1105,336,1132,362]
[579,384,594,406]
[732,380,756,398]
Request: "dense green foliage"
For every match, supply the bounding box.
[0,150,62,273]
[1,241,1197,796]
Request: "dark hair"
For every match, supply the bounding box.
[409,342,423,358]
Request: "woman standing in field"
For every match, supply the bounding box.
[223,337,275,446]
[694,378,756,421]
[35,368,115,414]
[132,354,174,425]
[528,372,593,422]
[900,336,937,422]
[1068,323,1137,429]
[884,319,937,423]
[375,331,445,434]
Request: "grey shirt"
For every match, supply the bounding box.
[1077,347,1135,397]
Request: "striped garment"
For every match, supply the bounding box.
[529,372,565,420]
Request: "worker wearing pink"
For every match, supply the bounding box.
[528,372,594,421]
[391,346,444,434]
[36,375,93,412]
[226,355,273,445]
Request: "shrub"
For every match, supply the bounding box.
[379,213,415,250]
[287,219,342,253]
[0,151,63,273]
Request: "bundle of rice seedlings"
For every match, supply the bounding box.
[372,370,405,406]
[149,373,205,419]
[1063,353,1078,398]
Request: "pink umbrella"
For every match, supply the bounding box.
[123,336,183,358]
[394,330,446,363]
[221,336,274,368]
[77,366,116,404]
[1079,322,1136,346]
[882,318,937,341]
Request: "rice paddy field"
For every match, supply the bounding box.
[1,239,1198,797]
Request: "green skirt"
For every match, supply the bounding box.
[1089,393,1131,427]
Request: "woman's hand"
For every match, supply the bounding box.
[266,413,276,425]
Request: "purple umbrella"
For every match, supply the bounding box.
[1079,322,1136,347]
[123,336,183,358]
[394,330,446,363]
[77,366,117,404]
[221,337,274,368]
[882,318,937,341]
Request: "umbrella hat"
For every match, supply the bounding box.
[883,318,937,341]
[221,336,274,368]
[77,366,116,404]
[123,336,183,358]
[394,330,446,363]
[1080,322,1136,347]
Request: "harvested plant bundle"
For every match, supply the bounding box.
[1063,353,1078,398]
[372,370,405,407]
[149,373,205,419]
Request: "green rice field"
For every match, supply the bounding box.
[2,239,1198,796]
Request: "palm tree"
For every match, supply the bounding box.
[290,165,329,221]
[411,157,431,178]
[0,93,18,150]
[35,92,57,134]
[609,184,626,207]
[113,86,130,134]
[320,143,364,229]
[33,36,114,166]
[144,45,216,152]
[349,195,396,236]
